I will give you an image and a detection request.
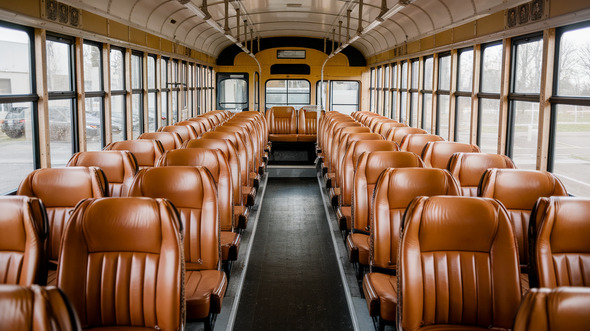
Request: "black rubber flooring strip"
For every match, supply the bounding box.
[234,177,353,331]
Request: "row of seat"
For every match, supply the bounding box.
[315,110,587,330]
[265,106,318,142]
[0,109,271,330]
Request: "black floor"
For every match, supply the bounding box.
[233,177,353,330]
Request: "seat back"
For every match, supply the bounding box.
[448,152,516,196]
[529,197,590,288]
[0,197,47,285]
[189,117,213,132]
[203,131,250,188]
[104,139,164,170]
[17,167,108,263]
[387,127,427,145]
[267,106,297,135]
[399,196,521,330]
[128,167,221,270]
[399,133,444,156]
[336,132,383,190]
[421,141,481,169]
[156,148,234,232]
[298,108,317,141]
[328,126,370,175]
[513,287,590,331]
[177,120,204,137]
[158,125,191,142]
[139,132,183,151]
[479,169,568,270]
[370,168,460,270]
[57,197,184,330]
[67,151,138,197]
[184,138,242,207]
[339,140,396,208]
[353,151,424,241]
[0,284,81,331]
[376,121,405,137]
[216,126,256,177]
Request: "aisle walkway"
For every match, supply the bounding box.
[233,175,353,330]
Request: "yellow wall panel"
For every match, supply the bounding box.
[453,22,476,43]
[109,20,128,42]
[147,34,160,50]
[408,40,420,54]
[129,27,146,46]
[550,0,588,17]
[477,11,504,36]
[0,0,40,18]
[161,39,173,53]
[435,30,453,47]
[421,35,435,51]
[81,10,107,35]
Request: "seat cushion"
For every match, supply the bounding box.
[220,231,240,261]
[242,186,256,207]
[185,270,228,320]
[297,134,317,142]
[269,134,298,142]
[363,272,397,322]
[346,232,370,265]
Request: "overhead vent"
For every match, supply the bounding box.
[270,64,310,75]
[286,3,302,8]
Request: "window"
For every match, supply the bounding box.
[110,48,125,142]
[0,24,36,193]
[217,73,248,110]
[550,23,590,197]
[508,35,542,169]
[400,61,408,124]
[316,80,328,109]
[376,66,382,115]
[265,79,310,109]
[437,54,451,140]
[391,64,398,120]
[171,60,179,123]
[369,68,375,112]
[383,65,390,117]
[147,55,157,131]
[455,48,473,143]
[422,57,434,133]
[161,58,169,124]
[409,59,419,127]
[47,36,77,167]
[83,42,104,151]
[478,42,502,153]
[131,53,143,139]
[330,81,359,114]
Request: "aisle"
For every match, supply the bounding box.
[233,176,353,330]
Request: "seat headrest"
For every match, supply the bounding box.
[406,196,509,252]
[105,140,163,168]
[363,151,424,183]
[479,169,568,210]
[351,140,398,165]
[400,134,445,155]
[157,148,224,181]
[139,132,182,151]
[17,167,107,207]
[0,196,45,251]
[448,153,515,187]
[422,141,481,169]
[271,107,295,117]
[72,197,180,253]
[67,151,137,183]
[129,166,217,210]
[184,138,230,154]
[347,132,383,143]
[377,168,461,209]
[158,125,190,142]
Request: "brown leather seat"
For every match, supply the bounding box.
[202,131,257,207]
[325,126,369,189]
[362,168,461,327]
[297,108,317,142]
[422,141,481,169]
[57,197,190,330]
[189,117,213,132]
[155,149,241,265]
[67,151,138,197]
[177,120,205,137]
[139,131,183,151]
[376,121,405,138]
[398,196,521,330]
[104,139,164,170]
[216,125,260,191]
[17,167,108,285]
[267,106,298,142]
[513,287,590,331]
[386,127,427,145]
[479,169,568,273]
[0,284,81,331]
[335,139,396,231]
[0,196,47,285]
[448,152,516,196]
[224,120,264,176]
[158,125,191,143]
[348,152,425,265]
[399,133,444,156]
[529,197,590,288]
[184,138,250,229]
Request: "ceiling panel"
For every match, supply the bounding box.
[69,0,517,59]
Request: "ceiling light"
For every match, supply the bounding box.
[380,3,404,20]
[184,2,207,19]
